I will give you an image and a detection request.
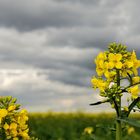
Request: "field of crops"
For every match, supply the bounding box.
[28,112,140,140]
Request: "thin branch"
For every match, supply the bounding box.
[90,99,109,106]
[112,97,119,117]
[119,82,140,94]
[127,72,132,86]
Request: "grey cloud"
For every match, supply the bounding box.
[45,27,118,48]
[0,0,122,31]
[0,70,95,112]
[0,28,99,88]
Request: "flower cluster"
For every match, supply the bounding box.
[91,43,140,100]
[0,96,30,140]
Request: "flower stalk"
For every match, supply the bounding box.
[116,70,122,140]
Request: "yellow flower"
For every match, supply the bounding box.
[11,129,18,137]
[10,123,17,130]
[107,61,114,69]
[95,52,107,76]
[104,70,116,80]
[121,69,133,77]
[91,77,100,89]
[108,53,122,69]
[0,109,8,118]
[20,109,28,114]
[99,82,107,92]
[0,109,8,123]
[132,76,140,84]
[131,50,140,70]
[91,77,108,92]
[8,105,16,112]
[20,124,28,130]
[19,130,30,139]
[95,60,104,76]
[123,60,134,69]
[96,52,106,61]
[132,59,140,69]
[128,127,135,135]
[128,85,140,99]
[3,123,9,130]
[131,50,137,60]
[84,127,94,134]
[132,68,138,76]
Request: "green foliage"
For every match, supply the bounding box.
[28,112,140,140]
[0,96,20,109]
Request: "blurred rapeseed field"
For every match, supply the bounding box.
[28,112,140,140]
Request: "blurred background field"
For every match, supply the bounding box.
[28,112,140,140]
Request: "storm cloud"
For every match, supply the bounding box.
[0,0,140,112]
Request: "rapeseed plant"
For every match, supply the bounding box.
[91,43,140,140]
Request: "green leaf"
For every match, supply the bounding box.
[136,101,140,109]
[117,118,140,128]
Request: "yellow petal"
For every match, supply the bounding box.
[126,61,134,68]
[131,50,137,60]
[116,62,122,69]
[8,105,16,112]
[108,53,114,61]
[3,123,9,130]
[0,109,8,118]
[133,59,140,68]
[104,71,110,79]
[116,54,122,61]
[97,52,106,60]
[96,67,104,76]
[128,85,139,99]
[132,77,140,84]
[10,123,17,130]
[108,62,114,69]
[133,68,138,76]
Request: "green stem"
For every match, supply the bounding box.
[112,97,119,117]
[116,70,122,140]
[116,70,121,116]
[116,119,122,140]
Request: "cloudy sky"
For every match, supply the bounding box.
[0,0,140,112]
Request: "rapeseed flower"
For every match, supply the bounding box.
[0,109,8,123]
[132,76,140,84]
[128,85,139,99]
[0,97,31,139]
[108,53,122,69]
[91,77,108,92]
[8,105,16,112]
[84,127,94,134]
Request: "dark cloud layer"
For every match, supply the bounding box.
[0,0,122,31]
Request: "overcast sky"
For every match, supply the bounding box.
[0,0,140,112]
